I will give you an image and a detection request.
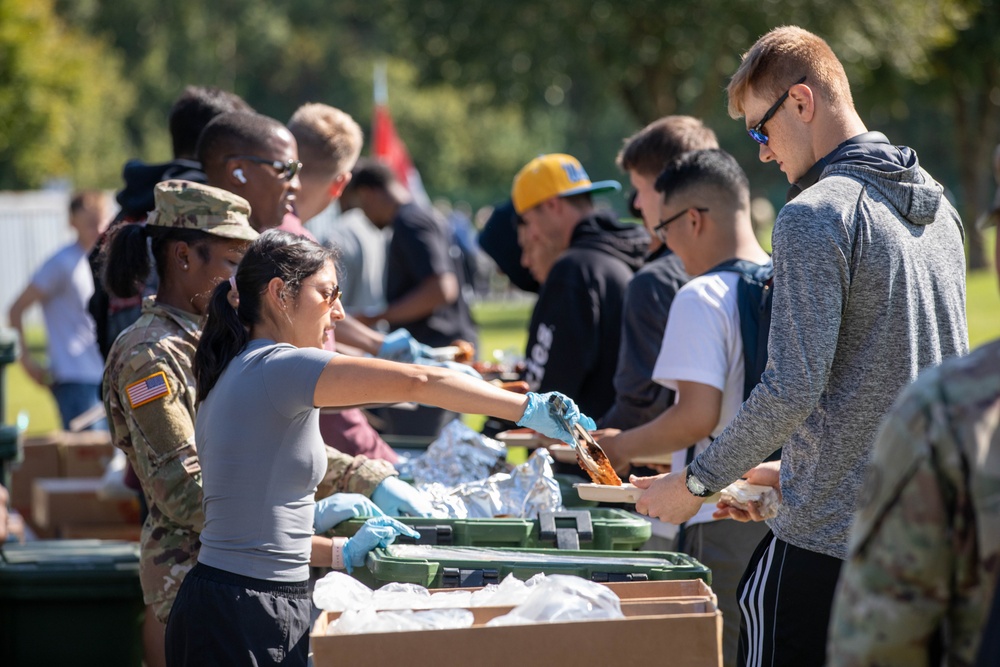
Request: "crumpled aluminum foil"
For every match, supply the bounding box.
[418,449,563,519]
[408,420,507,487]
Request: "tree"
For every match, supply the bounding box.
[0,0,135,188]
[923,0,1000,270]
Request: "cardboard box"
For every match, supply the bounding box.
[9,431,114,521]
[9,435,62,513]
[59,430,114,478]
[32,478,141,529]
[311,581,722,667]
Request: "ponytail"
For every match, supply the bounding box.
[102,223,214,299]
[102,223,149,298]
[195,280,249,400]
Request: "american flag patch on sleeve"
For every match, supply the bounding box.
[126,371,170,408]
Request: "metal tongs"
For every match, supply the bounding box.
[547,395,621,486]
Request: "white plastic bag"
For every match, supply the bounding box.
[719,479,780,519]
[486,574,623,626]
[329,608,475,635]
[312,571,375,611]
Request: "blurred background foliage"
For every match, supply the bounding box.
[2,0,998,265]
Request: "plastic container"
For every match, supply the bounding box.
[0,539,143,666]
[364,544,711,589]
[336,508,651,551]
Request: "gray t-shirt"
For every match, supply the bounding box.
[31,242,103,384]
[196,339,333,582]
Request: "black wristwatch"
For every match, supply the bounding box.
[685,466,714,498]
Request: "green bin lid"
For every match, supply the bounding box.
[0,540,141,600]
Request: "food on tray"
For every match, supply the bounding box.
[578,437,623,486]
[450,339,476,363]
[497,380,530,394]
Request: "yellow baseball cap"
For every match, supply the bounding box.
[511,154,621,214]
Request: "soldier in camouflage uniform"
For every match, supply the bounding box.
[828,173,1000,666]
[103,181,396,637]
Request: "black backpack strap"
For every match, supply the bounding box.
[705,259,781,463]
[705,259,774,400]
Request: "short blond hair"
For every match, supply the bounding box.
[287,103,363,178]
[727,26,854,120]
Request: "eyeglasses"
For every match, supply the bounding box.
[228,155,303,181]
[654,207,708,242]
[747,76,806,146]
[303,282,342,308]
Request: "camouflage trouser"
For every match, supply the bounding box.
[139,520,201,623]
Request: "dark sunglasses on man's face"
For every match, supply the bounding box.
[747,76,807,146]
[230,155,303,181]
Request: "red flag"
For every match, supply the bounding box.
[373,64,429,205]
[373,106,416,189]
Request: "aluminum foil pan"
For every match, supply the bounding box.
[418,449,563,519]
[409,420,507,487]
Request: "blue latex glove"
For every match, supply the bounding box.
[371,476,435,517]
[341,516,422,573]
[516,391,596,445]
[377,328,434,363]
[313,493,385,534]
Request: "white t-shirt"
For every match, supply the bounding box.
[652,271,745,527]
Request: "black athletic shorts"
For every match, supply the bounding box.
[165,562,311,667]
[737,531,843,667]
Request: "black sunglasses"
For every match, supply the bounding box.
[654,207,708,241]
[228,155,303,181]
[747,76,807,146]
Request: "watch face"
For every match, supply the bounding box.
[686,470,709,497]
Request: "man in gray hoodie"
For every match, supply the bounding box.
[633,26,968,667]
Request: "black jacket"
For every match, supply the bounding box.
[115,158,206,219]
[599,245,688,429]
[523,211,647,419]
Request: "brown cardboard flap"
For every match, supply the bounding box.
[312,611,722,667]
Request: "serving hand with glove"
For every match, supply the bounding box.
[314,479,434,534]
[516,391,596,445]
[371,475,435,517]
[376,328,434,363]
[314,493,386,534]
[330,516,422,574]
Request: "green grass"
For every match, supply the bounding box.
[472,298,534,361]
[4,329,60,435]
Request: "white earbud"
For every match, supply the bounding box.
[233,168,247,184]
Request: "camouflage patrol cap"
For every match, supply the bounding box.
[148,180,258,241]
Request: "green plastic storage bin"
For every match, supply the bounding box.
[364,545,711,589]
[0,540,143,667]
[336,509,650,551]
